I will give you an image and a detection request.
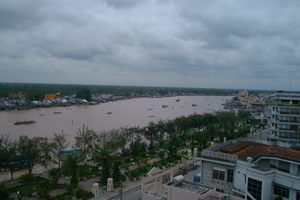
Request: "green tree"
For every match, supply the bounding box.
[0,135,19,180]
[18,136,49,175]
[112,160,122,183]
[0,183,9,199]
[237,110,251,121]
[75,125,97,155]
[52,132,69,168]
[27,91,44,101]
[61,151,84,189]
[76,88,92,101]
[144,122,158,150]
[93,147,112,186]
[168,134,182,156]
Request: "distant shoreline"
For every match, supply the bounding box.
[0,94,233,113]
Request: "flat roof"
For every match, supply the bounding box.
[218,142,300,162]
[174,181,209,195]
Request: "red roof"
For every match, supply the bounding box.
[219,142,300,162]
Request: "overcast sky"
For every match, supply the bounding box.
[0,0,300,90]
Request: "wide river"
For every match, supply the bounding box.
[0,96,231,142]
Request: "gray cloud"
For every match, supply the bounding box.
[0,0,300,90]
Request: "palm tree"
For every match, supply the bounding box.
[61,151,84,189]
[52,132,68,168]
[92,147,112,186]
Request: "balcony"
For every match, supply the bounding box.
[279,120,300,124]
[279,111,290,114]
[279,128,300,131]
[271,103,300,107]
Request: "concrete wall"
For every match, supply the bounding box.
[201,160,234,193]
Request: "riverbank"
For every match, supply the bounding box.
[0,96,231,142]
[0,93,231,112]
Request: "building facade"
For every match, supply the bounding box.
[198,139,300,200]
[268,91,300,143]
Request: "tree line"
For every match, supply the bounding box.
[0,110,264,196]
[0,82,271,99]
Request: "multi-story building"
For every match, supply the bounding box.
[268,91,300,143]
[198,138,300,200]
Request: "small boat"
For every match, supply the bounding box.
[192,104,197,107]
[107,112,112,115]
[176,99,180,102]
[53,112,62,114]
[14,120,35,125]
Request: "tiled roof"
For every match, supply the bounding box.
[219,142,300,162]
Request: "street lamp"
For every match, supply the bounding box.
[17,191,21,200]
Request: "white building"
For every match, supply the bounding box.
[238,90,249,97]
[197,138,300,200]
[141,166,243,200]
[268,91,300,143]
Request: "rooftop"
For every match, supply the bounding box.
[174,181,209,195]
[218,142,300,162]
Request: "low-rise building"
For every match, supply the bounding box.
[198,138,300,200]
[238,90,249,97]
[44,93,57,100]
[9,91,26,99]
[141,163,243,200]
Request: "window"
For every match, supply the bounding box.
[227,169,233,183]
[212,169,225,181]
[247,178,262,200]
[274,184,289,199]
[216,188,224,193]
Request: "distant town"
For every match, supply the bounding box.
[0,83,271,111]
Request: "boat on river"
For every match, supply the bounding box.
[14,120,35,125]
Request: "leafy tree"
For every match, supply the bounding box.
[0,183,9,199]
[75,125,97,155]
[93,147,112,186]
[27,91,44,101]
[129,138,146,158]
[144,122,157,150]
[237,110,251,121]
[76,88,92,101]
[112,160,124,183]
[38,137,53,169]
[0,135,19,180]
[168,134,182,156]
[61,151,84,189]
[37,179,52,200]
[52,132,69,167]
[18,136,50,175]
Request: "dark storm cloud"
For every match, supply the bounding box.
[0,0,300,90]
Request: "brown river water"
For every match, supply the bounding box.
[0,96,231,143]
